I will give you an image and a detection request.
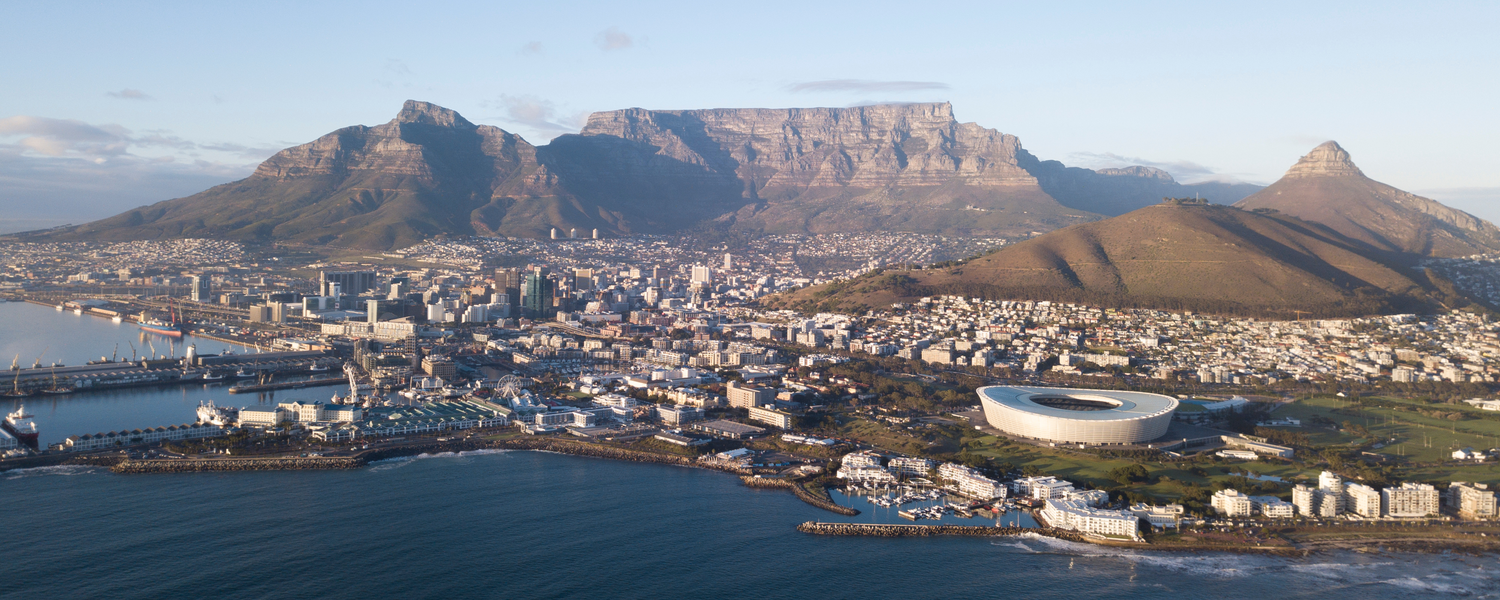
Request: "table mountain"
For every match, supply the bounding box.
[37,100,1260,250]
[1234,141,1500,257]
[766,200,1468,318]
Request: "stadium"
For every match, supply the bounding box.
[977,386,1178,445]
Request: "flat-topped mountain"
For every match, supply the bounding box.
[1235,141,1500,257]
[766,200,1466,318]
[34,101,1262,250]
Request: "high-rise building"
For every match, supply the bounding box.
[1318,471,1345,514]
[691,265,713,286]
[574,268,594,291]
[367,299,400,324]
[1383,482,1440,518]
[592,228,599,239]
[191,275,212,302]
[550,228,558,240]
[723,253,733,269]
[523,268,554,319]
[320,270,376,296]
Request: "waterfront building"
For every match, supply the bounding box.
[1129,504,1185,529]
[1343,482,1383,518]
[1251,496,1295,519]
[1318,471,1346,514]
[1066,489,1108,507]
[1383,483,1440,518]
[887,457,936,477]
[1292,484,1334,518]
[836,464,896,484]
[1449,482,1498,519]
[1211,489,1254,517]
[239,406,285,427]
[422,357,457,379]
[1012,476,1075,500]
[60,422,224,452]
[1041,498,1140,540]
[843,451,883,469]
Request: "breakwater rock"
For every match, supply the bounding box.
[792,483,860,516]
[740,476,795,489]
[798,521,1085,541]
[113,457,362,473]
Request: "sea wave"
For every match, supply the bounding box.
[366,449,511,472]
[4,465,102,479]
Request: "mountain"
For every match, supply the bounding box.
[765,200,1467,318]
[1234,141,1500,257]
[36,100,1259,250]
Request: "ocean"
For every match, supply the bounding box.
[2,452,1496,599]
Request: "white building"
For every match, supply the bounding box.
[842,451,882,469]
[1251,496,1295,519]
[61,422,224,452]
[1042,499,1140,539]
[1450,482,1498,519]
[1343,482,1383,518]
[1383,482,1440,518]
[1211,489,1254,517]
[1318,471,1346,514]
[837,465,896,484]
[1129,503,1185,529]
[1012,475,1075,500]
[888,457,936,477]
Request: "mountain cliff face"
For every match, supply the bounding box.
[1235,141,1500,257]
[45,100,1265,250]
[58,101,542,249]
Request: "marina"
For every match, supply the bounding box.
[832,484,1038,527]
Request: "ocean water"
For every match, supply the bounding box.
[3,451,1496,599]
[0,302,338,445]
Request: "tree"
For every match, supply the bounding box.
[1108,463,1150,485]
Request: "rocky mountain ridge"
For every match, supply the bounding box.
[36,100,1260,250]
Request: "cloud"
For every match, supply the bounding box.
[1414,187,1500,224]
[485,95,586,135]
[787,79,950,93]
[107,89,152,100]
[0,116,131,159]
[1067,150,1253,184]
[594,27,633,51]
[520,41,544,55]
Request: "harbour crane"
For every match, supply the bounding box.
[33,347,48,369]
[128,341,137,363]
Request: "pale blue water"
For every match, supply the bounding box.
[2,452,1495,599]
[0,301,337,445]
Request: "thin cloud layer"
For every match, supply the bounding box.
[106,89,152,100]
[487,95,586,136]
[788,79,950,93]
[1069,150,1244,183]
[520,41,544,55]
[595,27,633,51]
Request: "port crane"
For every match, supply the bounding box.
[32,347,47,369]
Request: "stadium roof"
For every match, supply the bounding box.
[978,386,1178,421]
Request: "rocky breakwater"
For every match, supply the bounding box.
[113,457,362,473]
[798,521,1085,541]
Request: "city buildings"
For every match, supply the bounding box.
[1041,499,1140,539]
[1210,489,1254,517]
[1450,482,1498,519]
[1383,483,1441,518]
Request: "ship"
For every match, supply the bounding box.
[139,318,183,338]
[4,405,39,450]
[139,300,186,338]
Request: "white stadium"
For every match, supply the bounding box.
[977,386,1178,445]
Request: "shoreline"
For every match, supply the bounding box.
[12,435,1496,557]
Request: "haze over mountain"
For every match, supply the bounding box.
[766,200,1469,318]
[29,101,1258,250]
[1235,141,1500,258]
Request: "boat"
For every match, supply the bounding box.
[140,318,183,337]
[41,368,74,395]
[72,308,83,315]
[54,304,63,312]
[307,363,330,372]
[201,372,225,382]
[112,315,123,324]
[3,405,39,449]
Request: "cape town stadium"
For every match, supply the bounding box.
[977,386,1178,445]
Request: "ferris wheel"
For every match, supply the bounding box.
[496,375,525,400]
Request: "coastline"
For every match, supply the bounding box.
[12,435,1496,557]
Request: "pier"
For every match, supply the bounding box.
[796,521,1083,540]
[228,377,346,394]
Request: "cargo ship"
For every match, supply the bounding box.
[3,406,39,450]
[139,318,183,337]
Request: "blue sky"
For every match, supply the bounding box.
[2,0,1497,232]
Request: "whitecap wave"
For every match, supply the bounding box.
[366,449,511,472]
[4,465,102,479]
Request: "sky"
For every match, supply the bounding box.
[2,0,1497,233]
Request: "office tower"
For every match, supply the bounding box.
[191,275,212,302]
[523,267,554,318]
[320,270,376,296]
